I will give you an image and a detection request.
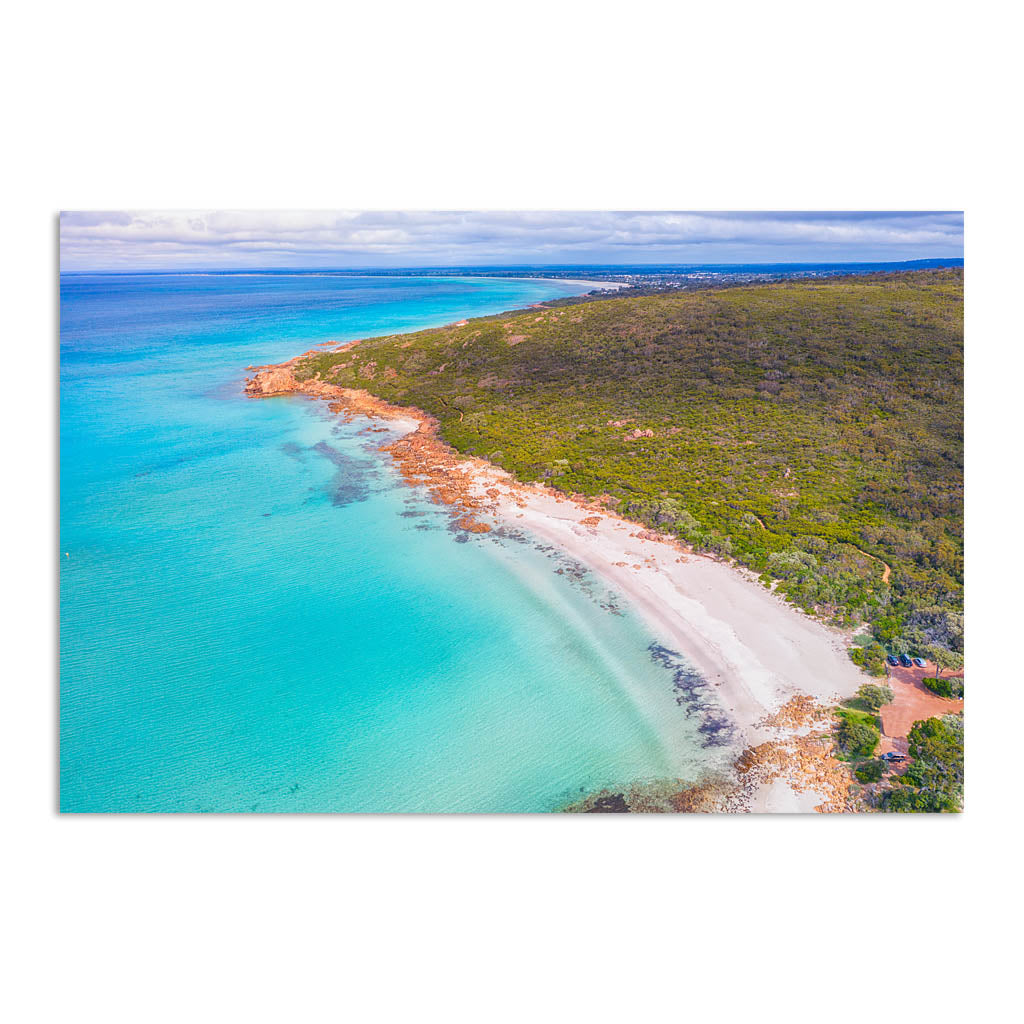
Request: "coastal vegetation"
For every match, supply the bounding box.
[924,675,964,699]
[852,683,894,712]
[847,639,889,677]
[834,708,881,759]
[295,269,963,662]
[854,759,886,784]
[880,714,964,812]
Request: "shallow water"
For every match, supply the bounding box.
[60,272,727,812]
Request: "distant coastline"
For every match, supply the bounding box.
[59,257,963,278]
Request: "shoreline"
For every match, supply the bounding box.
[245,355,868,812]
[511,276,630,291]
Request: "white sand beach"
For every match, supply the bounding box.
[507,276,631,292]
[478,474,864,730]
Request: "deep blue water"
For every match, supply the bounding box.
[60,273,724,812]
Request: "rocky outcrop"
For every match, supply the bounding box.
[244,365,305,396]
[245,359,495,536]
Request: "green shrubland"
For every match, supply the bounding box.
[297,270,963,654]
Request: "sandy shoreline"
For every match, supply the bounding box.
[245,357,867,812]
[491,484,864,731]
[514,276,630,292]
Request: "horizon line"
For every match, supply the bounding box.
[60,256,965,275]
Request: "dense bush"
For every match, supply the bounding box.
[856,683,895,711]
[849,643,888,677]
[923,675,963,699]
[881,714,963,813]
[855,759,886,783]
[882,786,959,813]
[837,714,880,758]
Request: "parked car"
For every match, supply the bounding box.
[881,752,907,763]
[912,657,926,668]
[886,655,900,667]
[899,654,913,668]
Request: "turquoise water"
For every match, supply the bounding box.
[60,273,724,812]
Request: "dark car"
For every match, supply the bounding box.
[886,655,900,667]
[899,654,913,668]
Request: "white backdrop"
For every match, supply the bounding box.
[4,2,1018,1021]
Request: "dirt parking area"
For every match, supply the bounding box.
[878,663,963,754]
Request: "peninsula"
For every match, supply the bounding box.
[246,269,964,811]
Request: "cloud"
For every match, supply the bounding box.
[59,210,964,269]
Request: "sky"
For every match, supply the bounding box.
[59,211,964,271]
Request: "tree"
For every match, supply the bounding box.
[924,643,964,681]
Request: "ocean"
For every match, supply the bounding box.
[59,272,730,812]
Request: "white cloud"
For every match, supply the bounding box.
[59,210,964,269]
